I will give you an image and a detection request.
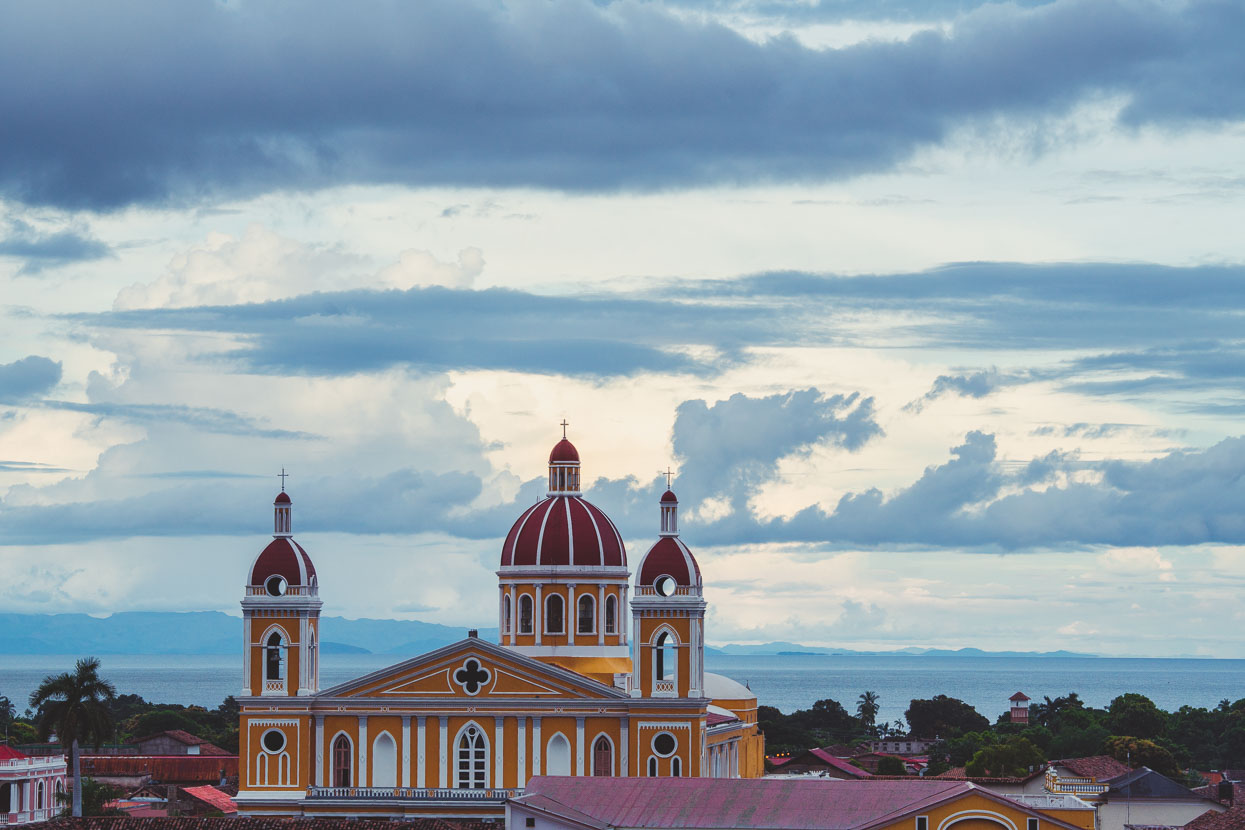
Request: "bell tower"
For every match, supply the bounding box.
[242,484,321,697]
[631,488,705,699]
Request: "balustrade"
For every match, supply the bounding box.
[307,786,520,801]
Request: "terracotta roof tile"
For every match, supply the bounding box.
[1186,806,1245,830]
[45,818,492,830]
[1056,755,1133,780]
[79,755,237,782]
[181,786,236,814]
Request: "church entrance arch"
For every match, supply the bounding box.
[546,732,571,776]
[455,722,489,789]
[371,732,397,788]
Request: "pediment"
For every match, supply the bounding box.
[317,638,626,701]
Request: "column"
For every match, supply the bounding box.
[619,717,629,776]
[494,716,505,788]
[517,717,527,787]
[621,585,629,643]
[358,716,368,787]
[535,585,543,645]
[401,716,411,787]
[241,616,252,695]
[532,717,542,776]
[598,584,606,645]
[575,717,585,776]
[416,716,427,789]
[567,584,576,645]
[314,715,325,786]
[299,615,310,693]
[690,618,701,697]
[438,717,448,788]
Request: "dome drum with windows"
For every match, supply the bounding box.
[497,435,631,682]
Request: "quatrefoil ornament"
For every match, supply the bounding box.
[453,658,491,695]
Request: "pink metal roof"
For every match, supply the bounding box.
[706,712,737,726]
[521,777,969,830]
[183,785,237,814]
[807,749,872,778]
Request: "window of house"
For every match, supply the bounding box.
[578,595,595,634]
[605,595,617,634]
[545,594,565,634]
[519,595,533,634]
[457,725,487,789]
[916,817,929,830]
[504,595,512,633]
[1028,820,1039,830]
[592,736,613,776]
[332,736,352,788]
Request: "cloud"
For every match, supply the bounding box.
[905,367,1029,411]
[2,0,1242,208]
[0,218,111,275]
[0,355,62,402]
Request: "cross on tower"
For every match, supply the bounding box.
[659,467,675,488]
[560,419,569,439]
[277,468,289,491]
[453,658,492,695]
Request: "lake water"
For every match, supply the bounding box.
[2,653,1243,725]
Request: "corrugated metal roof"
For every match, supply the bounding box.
[520,777,971,829]
[80,755,238,782]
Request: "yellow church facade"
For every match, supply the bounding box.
[235,435,765,818]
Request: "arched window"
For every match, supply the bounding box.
[519,595,533,634]
[546,733,571,776]
[372,732,397,788]
[647,756,657,777]
[605,595,617,634]
[265,632,284,681]
[672,757,682,777]
[36,781,44,809]
[577,595,595,634]
[592,736,613,776]
[545,594,564,634]
[503,595,512,633]
[655,630,675,680]
[332,735,352,787]
[456,724,487,789]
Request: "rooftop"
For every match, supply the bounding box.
[1055,755,1134,780]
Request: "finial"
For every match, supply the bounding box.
[560,419,569,439]
[659,467,675,489]
[277,467,289,491]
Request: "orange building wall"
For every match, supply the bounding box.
[874,792,1095,830]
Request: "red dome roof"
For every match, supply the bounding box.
[549,438,580,464]
[660,489,678,504]
[274,491,291,504]
[249,537,316,586]
[502,495,626,568]
[638,536,701,587]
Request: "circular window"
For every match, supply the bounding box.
[654,576,677,597]
[651,732,677,757]
[261,729,286,753]
[265,575,287,597]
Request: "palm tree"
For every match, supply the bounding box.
[857,691,880,736]
[29,657,116,817]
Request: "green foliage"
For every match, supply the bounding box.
[56,777,125,817]
[905,695,989,739]
[857,691,880,735]
[131,708,203,736]
[1105,735,1179,777]
[876,755,907,775]
[758,698,869,754]
[946,730,997,766]
[965,736,1045,778]
[30,658,117,818]
[1107,694,1168,741]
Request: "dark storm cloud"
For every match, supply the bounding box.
[0,220,112,275]
[0,356,62,402]
[1,0,1241,209]
[75,285,775,378]
[40,400,316,440]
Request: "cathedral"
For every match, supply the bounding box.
[234,434,765,818]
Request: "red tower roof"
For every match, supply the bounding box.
[660,489,679,504]
[249,537,316,586]
[549,438,580,464]
[638,535,701,587]
[1010,692,1031,702]
[501,496,626,568]
[274,491,291,504]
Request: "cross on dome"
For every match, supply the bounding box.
[560,418,569,439]
[277,467,289,491]
[659,467,675,488]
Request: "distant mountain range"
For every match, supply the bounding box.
[0,613,1093,658]
[0,612,498,656]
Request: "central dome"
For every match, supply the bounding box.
[501,496,626,567]
[500,435,627,568]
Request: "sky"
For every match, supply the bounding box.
[2,0,1245,658]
